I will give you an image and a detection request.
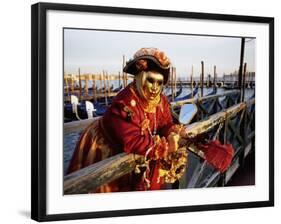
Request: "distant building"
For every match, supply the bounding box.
[223,71,255,82]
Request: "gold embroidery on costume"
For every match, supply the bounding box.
[123,106,134,121]
[158,148,188,183]
[130,99,136,107]
[140,119,150,135]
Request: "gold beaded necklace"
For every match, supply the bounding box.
[143,111,157,137]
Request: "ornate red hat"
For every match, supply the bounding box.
[123,48,171,84]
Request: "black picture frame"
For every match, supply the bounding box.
[31,2,274,222]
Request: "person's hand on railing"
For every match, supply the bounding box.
[167,132,180,153]
[153,135,169,160]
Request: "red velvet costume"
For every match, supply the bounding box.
[67,83,175,192]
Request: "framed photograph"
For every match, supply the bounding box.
[31,2,274,222]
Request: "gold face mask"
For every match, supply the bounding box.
[135,71,164,112]
[142,71,164,101]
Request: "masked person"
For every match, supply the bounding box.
[67,48,187,193]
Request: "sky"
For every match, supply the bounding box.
[64,28,255,78]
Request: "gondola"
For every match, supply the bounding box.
[167,83,183,101]
[93,102,107,116]
[96,95,114,104]
[220,91,240,109]
[64,101,97,122]
[198,88,219,117]
[174,86,199,102]
[112,85,123,93]
[223,83,236,90]
[206,87,217,96]
[64,95,104,122]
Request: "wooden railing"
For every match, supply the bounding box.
[64,153,143,194]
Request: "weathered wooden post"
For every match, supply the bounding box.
[171,67,177,101]
[122,55,127,87]
[92,75,97,102]
[201,61,204,97]
[122,72,126,89]
[64,73,69,96]
[240,102,247,169]
[78,68,82,101]
[103,70,108,106]
[207,74,211,88]
[107,72,111,97]
[174,67,177,101]
[170,67,174,101]
[213,65,217,92]
[89,74,92,96]
[242,63,247,102]
[238,37,245,102]
[191,65,194,98]
[85,74,89,96]
[105,72,108,97]
[118,71,121,89]
[71,75,74,95]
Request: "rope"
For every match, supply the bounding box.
[212,122,224,141]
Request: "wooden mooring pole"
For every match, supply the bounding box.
[242,63,247,102]
[85,74,89,96]
[78,68,82,100]
[103,71,108,106]
[92,75,97,102]
[171,67,174,101]
[191,65,194,98]
[122,55,128,87]
[201,61,204,97]
[174,67,177,101]
[238,37,245,101]
[207,74,211,87]
[64,73,69,96]
[213,65,217,92]
[107,72,111,100]
[118,71,121,88]
[71,76,74,95]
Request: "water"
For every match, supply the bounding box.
[64,131,81,175]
